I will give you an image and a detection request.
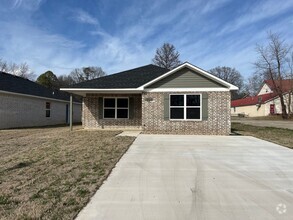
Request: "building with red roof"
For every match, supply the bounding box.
[231,79,293,117]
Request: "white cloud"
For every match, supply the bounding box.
[11,0,45,11]
[74,9,99,26]
[201,0,231,14]
[218,0,293,35]
[0,19,86,75]
[1,0,292,79]
[12,0,22,8]
[85,36,153,73]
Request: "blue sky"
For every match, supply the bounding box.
[1,0,293,78]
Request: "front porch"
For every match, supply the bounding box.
[82,93,142,129]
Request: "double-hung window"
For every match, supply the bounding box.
[103,98,129,119]
[170,94,201,120]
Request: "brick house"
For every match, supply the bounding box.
[0,71,82,129]
[61,62,238,135]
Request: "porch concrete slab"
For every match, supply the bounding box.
[117,130,141,137]
[76,135,293,220]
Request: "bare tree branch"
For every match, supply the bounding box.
[254,31,293,118]
[69,66,106,83]
[209,66,245,100]
[0,58,35,80]
[152,43,181,69]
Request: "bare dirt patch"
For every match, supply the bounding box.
[0,126,135,219]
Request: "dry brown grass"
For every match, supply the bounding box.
[0,126,135,219]
[232,122,293,148]
[232,115,293,121]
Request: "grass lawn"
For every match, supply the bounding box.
[232,115,293,121]
[232,122,293,148]
[0,126,135,220]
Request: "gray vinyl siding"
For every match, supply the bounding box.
[146,68,226,89]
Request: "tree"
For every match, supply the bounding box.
[13,63,35,80]
[254,32,293,119]
[244,72,264,96]
[69,66,106,83]
[286,51,293,116]
[36,71,59,89]
[0,58,35,80]
[57,75,75,87]
[0,58,9,72]
[209,66,245,100]
[152,43,181,69]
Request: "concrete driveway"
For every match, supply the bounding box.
[76,135,293,220]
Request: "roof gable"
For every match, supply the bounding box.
[140,62,238,90]
[146,67,225,89]
[257,83,273,95]
[264,79,293,93]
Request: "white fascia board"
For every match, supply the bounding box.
[144,88,230,92]
[0,90,81,104]
[139,62,239,91]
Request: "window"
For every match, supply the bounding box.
[46,102,51,117]
[103,98,129,119]
[170,94,201,120]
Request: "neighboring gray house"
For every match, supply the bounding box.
[0,71,81,129]
[61,62,238,135]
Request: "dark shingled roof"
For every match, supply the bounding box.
[0,71,80,102]
[68,64,169,88]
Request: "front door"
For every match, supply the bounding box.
[270,104,275,114]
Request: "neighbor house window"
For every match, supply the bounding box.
[46,102,51,117]
[103,98,129,119]
[170,94,201,120]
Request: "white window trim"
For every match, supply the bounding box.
[169,94,202,121]
[103,97,129,119]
